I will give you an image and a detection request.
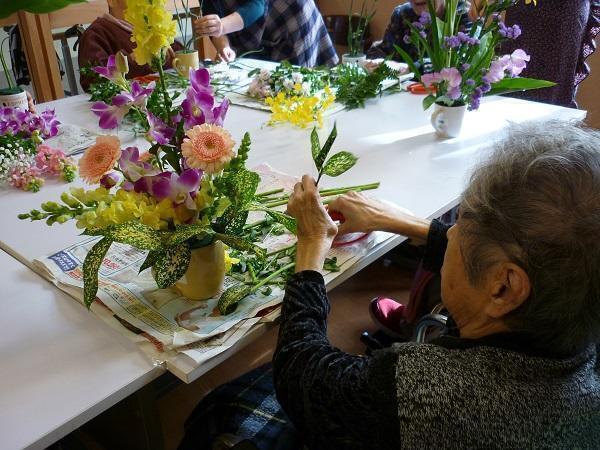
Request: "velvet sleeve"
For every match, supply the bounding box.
[272,271,400,449]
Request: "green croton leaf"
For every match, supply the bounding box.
[314,122,338,172]
[153,244,192,289]
[139,249,163,274]
[83,238,112,309]
[322,151,358,177]
[216,206,250,235]
[0,0,86,18]
[265,210,297,235]
[163,224,211,247]
[215,233,266,259]
[310,127,320,164]
[101,222,162,250]
[218,284,254,315]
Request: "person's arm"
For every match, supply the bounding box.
[273,271,400,449]
[236,0,265,28]
[211,35,236,62]
[422,218,450,274]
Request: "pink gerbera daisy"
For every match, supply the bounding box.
[79,135,121,184]
[181,124,235,174]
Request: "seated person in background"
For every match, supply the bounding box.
[194,0,338,67]
[180,120,600,448]
[78,0,182,91]
[367,0,471,62]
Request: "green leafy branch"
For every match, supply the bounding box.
[311,123,358,185]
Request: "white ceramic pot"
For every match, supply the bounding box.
[342,53,367,65]
[0,89,28,110]
[430,104,467,138]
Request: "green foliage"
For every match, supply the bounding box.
[487,77,557,96]
[322,151,358,177]
[332,62,400,109]
[218,284,253,315]
[139,249,163,273]
[264,210,297,235]
[214,233,266,259]
[82,238,112,309]
[0,0,86,18]
[100,222,163,250]
[323,257,341,273]
[153,244,192,289]
[163,223,212,247]
[347,0,379,57]
[81,67,122,103]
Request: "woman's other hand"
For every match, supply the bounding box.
[287,175,338,273]
[194,14,226,37]
[328,192,430,243]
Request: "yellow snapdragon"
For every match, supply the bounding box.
[124,0,177,66]
[265,86,335,128]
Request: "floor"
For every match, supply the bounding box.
[158,257,414,450]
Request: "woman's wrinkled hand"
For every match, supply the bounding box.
[194,14,226,37]
[287,175,338,272]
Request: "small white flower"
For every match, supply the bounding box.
[283,79,294,91]
[259,69,271,81]
[301,82,311,96]
[291,72,304,84]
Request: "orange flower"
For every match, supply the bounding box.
[181,124,235,174]
[79,136,122,184]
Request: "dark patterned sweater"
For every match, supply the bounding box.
[273,220,600,449]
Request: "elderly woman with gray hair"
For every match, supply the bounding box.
[271,120,600,448]
[179,121,600,449]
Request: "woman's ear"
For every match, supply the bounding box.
[485,263,531,319]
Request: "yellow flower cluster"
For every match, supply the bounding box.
[71,188,183,231]
[124,0,177,66]
[265,86,335,128]
[223,249,240,273]
[525,0,537,4]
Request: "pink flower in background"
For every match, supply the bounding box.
[421,72,443,87]
[181,124,235,174]
[505,49,530,77]
[34,144,72,176]
[440,68,462,88]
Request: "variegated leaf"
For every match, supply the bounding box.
[164,224,211,247]
[139,249,163,273]
[215,233,266,259]
[310,127,320,163]
[322,151,358,177]
[218,284,253,315]
[83,238,112,309]
[314,123,338,172]
[102,222,162,250]
[153,244,191,289]
[265,210,297,235]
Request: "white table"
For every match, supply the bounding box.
[0,86,586,449]
[0,250,161,450]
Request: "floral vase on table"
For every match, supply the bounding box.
[396,0,553,138]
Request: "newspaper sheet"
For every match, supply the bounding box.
[32,164,393,382]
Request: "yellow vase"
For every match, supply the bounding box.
[172,50,200,78]
[175,241,226,300]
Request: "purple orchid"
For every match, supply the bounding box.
[147,112,175,145]
[181,68,230,129]
[0,107,60,138]
[91,101,129,129]
[113,81,155,109]
[92,55,119,81]
[118,146,159,182]
[100,171,123,189]
[136,169,202,209]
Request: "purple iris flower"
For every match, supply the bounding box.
[136,169,202,209]
[181,68,230,129]
[118,146,159,182]
[147,112,175,145]
[92,55,119,82]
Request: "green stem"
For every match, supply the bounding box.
[262,183,380,208]
[252,262,295,291]
[156,53,172,124]
[256,188,284,197]
[266,243,296,257]
[0,37,14,90]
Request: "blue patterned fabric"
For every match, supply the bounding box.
[205,0,338,67]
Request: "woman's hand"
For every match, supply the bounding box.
[328,192,430,243]
[287,175,338,273]
[194,14,226,37]
[211,36,236,62]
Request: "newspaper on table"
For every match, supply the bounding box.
[44,123,99,155]
[32,164,393,382]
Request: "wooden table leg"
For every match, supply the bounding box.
[17,12,64,102]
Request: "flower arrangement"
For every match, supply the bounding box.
[18,0,379,315]
[247,62,335,128]
[396,0,552,111]
[0,107,75,192]
[346,0,379,58]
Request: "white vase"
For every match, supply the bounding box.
[430,104,467,138]
[342,53,367,65]
[0,89,28,110]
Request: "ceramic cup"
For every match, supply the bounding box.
[172,51,200,78]
[430,103,467,138]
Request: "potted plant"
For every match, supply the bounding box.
[396,0,552,138]
[172,0,200,77]
[0,36,28,110]
[342,0,378,65]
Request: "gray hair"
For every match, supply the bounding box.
[459,120,600,355]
